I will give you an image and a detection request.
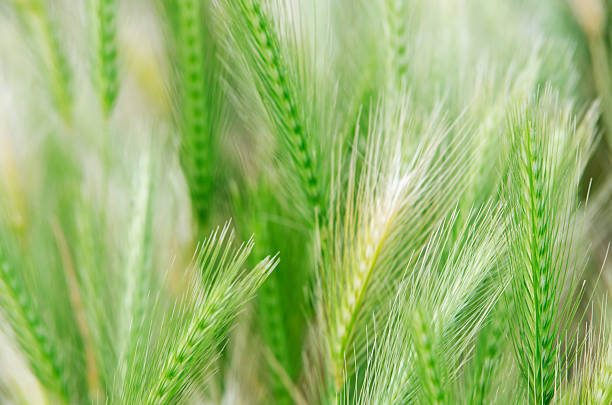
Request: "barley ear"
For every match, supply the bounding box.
[12,0,72,122]
[215,0,324,223]
[117,223,277,404]
[0,236,71,402]
[89,0,119,116]
[504,88,595,404]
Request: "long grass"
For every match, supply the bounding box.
[0,0,612,404]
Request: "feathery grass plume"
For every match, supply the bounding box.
[116,223,277,404]
[504,88,595,404]
[312,98,475,401]
[361,0,578,216]
[216,1,338,400]
[158,0,225,228]
[352,204,505,405]
[214,0,333,224]
[9,0,72,123]
[89,0,119,116]
[350,289,417,405]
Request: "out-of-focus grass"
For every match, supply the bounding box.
[0,1,610,404]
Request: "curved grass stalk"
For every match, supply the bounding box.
[90,0,119,116]
[216,0,323,223]
[318,101,474,399]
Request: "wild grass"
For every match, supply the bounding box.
[504,89,594,404]
[0,0,611,404]
[313,99,471,401]
[214,0,327,223]
[10,0,72,123]
[166,0,224,228]
[89,0,119,116]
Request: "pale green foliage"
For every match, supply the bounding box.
[0,0,611,404]
[315,99,472,399]
[116,223,277,404]
[350,204,505,405]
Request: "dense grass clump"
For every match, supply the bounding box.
[0,0,612,404]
